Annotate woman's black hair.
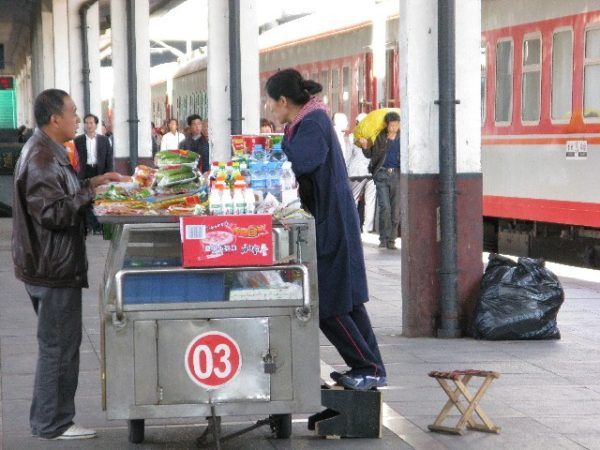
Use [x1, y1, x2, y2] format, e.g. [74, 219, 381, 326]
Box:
[384, 111, 401, 124]
[266, 69, 323, 105]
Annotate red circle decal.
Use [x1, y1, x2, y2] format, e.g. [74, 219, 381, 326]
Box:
[184, 332, 242, 389]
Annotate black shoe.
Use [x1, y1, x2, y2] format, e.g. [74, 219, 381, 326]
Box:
[386, 242, 398, 250]
[378, 242, 386, 248]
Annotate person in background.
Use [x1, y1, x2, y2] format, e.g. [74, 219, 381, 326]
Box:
[12, 89, 121, 441]
[17, 125, 29, 143]
[260, 118, 275, 134]
[101, 121, 114, 147]
[64, 140, 80, 172]
[151, 122, 160, 156]
[179, 114, 210, 173]
[266, 68, 386, 390]
[346, 112, 376, 233]
[159, 118, 184, 151]
[358, 111, 401, 250]
[74, 113, 113, 234]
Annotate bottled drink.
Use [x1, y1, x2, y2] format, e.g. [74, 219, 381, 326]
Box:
[244, 188, 256, 214]
[221, 188, 233, 215]
[233, 177, 246, 215]
[209, 185, 223, 215]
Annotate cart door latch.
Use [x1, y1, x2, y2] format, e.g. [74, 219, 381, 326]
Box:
[263, 352, 277, 374]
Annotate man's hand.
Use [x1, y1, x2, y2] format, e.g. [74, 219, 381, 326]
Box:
[89, 172, 125, 189]
[358, 138, 369, 149]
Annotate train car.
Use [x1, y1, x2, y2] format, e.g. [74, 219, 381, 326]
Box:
[259, 4, 400, 127]
[171, 56, 208, 128]
[152, 3, 401, 130]
[481, 0, 600, 267]
[147, 1, 600, 267]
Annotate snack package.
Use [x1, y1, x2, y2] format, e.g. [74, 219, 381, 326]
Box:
[154, 149, 200, 167]
[155, 165, 198, 187]
[133, 165, 157, 187]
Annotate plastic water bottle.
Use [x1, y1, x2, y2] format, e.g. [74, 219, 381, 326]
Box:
[252, 144, 266, 163]
[269, 143, 287, 164]
[267, 161, 281, 200]
[239, 162, 252, 187]
[251, 161, 266, 196]
[280, 161, 298, 205]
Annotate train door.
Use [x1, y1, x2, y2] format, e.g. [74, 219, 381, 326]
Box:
[0, 77, 16, 128]
[384, 47, 399, 107]
[320, 68, 330, 108]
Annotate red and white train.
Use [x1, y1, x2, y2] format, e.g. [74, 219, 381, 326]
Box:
[147, 0, 600, 267]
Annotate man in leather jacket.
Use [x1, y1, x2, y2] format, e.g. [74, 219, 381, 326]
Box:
[11, 89, 121, 440]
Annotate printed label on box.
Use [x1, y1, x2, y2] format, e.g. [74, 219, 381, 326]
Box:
[181, 215, 273, 267]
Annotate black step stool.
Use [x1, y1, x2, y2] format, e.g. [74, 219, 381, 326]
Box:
[308, 385, 382, 438]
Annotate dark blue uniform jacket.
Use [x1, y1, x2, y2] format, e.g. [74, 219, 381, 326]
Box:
[283, 109, 369, 319]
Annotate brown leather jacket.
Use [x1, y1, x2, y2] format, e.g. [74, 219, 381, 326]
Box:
[12, 128, 94, 288]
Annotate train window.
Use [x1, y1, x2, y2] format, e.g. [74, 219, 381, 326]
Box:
[584, 27, 600, 118]
[495, 39, 513, 123]
[481, 41, 487, 122]
[521, 36, 541, 123]
[321, 70, 329, 105]
[358, 63, 365, 108]
[342, 66, 351, 118]
[551, 30, 573, 121]
[332, 68, 340, 113]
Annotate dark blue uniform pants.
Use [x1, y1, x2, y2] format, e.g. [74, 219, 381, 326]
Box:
[320, 303, 386, 377]
[25, 284, 82, 439]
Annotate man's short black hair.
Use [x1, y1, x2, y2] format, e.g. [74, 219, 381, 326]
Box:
[34, 89, 69, 128]
[84, 114, 99, 124]
[187, 114, 202, 126]
[384, 111, 401, 124]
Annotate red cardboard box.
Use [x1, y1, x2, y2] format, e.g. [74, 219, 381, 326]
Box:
[180, 215, 273, 267]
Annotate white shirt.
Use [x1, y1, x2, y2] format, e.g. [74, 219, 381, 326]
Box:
[346, 144, 371, 177]
[86, 134, 97, 166]
[160, 131, 184, 151]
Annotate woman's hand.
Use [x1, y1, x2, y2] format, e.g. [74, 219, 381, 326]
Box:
[358, 138, 369, 149]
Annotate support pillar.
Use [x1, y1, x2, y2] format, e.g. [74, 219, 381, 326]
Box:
[208, 0, 259, 162]
[110, 0, 151, 173]
[399, 0, 482, 337]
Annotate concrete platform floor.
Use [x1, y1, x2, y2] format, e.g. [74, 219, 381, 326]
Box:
[1, 218, 600, 449]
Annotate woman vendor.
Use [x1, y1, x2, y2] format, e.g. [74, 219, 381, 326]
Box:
[265, 69, 387, 390]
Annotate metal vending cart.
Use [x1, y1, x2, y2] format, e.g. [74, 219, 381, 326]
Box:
[98, 216, 321, 445]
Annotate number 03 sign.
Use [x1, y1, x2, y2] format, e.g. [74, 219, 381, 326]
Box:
[184, 332, 242, 389]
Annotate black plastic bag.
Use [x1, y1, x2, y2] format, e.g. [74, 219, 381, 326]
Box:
[473, 254, 564, 340]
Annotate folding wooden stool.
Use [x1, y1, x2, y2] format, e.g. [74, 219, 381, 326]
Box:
[428, 369, 501, 435]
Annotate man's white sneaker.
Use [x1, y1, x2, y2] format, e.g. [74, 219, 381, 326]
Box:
[41, 424, 97, 440]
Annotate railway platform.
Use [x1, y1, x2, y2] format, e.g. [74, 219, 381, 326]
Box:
[1, 218, 600, 449]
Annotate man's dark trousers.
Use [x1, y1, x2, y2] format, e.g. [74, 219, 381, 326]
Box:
[373, 168, 401, 245]
[25, 284, 82, 439]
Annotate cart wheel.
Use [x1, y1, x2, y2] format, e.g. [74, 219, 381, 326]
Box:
[270, 414, 292, 439]
[128, 419, 145, 444]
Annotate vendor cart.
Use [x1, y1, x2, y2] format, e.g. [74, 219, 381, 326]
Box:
[98, 215, 321, 445]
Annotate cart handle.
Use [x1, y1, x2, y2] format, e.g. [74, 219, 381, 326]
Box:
[113, 264, 311, 323]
